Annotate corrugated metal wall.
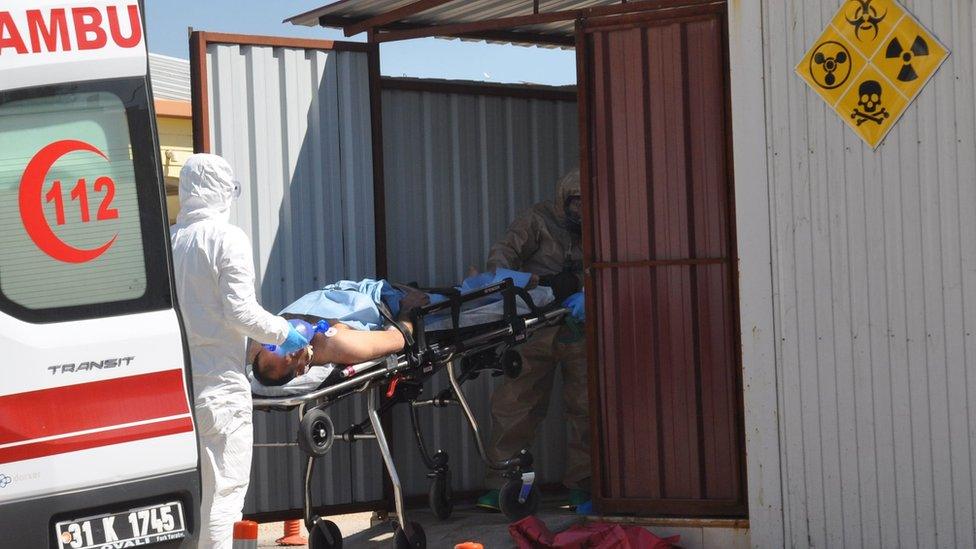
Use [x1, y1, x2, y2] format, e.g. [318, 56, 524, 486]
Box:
[200, 40, 581, 512]
[760, 0, 976, 546]
[381, 84, 579, 495]
[203, 42, 382, 514]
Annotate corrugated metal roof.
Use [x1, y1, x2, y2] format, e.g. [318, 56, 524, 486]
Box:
[385, 75, 576, 94]
[149, 53, 191, 102]
[287, 0, 620, 43]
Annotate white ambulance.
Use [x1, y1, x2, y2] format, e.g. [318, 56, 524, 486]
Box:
[0, 1, 200, 547]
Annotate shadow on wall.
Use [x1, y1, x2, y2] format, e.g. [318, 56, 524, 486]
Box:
[209, 46, 380, 515]
[248, 54, 375, 313]
[379, 86, 581, 496]
[381, 86, 579, 287]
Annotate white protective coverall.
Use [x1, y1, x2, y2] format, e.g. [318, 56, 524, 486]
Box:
[170, 154, 291, 549]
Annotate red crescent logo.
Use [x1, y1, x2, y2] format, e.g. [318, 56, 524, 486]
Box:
[19, 140, 118, 264]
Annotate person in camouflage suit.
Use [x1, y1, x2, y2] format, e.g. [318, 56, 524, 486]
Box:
[478, 168, 591, 510]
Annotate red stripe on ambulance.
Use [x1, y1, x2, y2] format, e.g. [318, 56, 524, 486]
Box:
[0, 4, 141, 55]
[0, 417, 193, 464]
[0, 369, 191, 448]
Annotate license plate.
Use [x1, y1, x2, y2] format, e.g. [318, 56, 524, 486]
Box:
[55, 501, 186, 549]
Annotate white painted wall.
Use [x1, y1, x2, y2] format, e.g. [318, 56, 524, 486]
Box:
[728, 0, 782, 545]
[734, 0, 976, 547]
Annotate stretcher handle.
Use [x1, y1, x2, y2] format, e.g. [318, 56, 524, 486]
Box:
[412, 279, 515, 317]
[410, 279, 517, 363]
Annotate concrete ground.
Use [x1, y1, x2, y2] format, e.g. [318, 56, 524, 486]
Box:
[257, 497, 580, 548]
[257, 512, 371, 548]
[255, 498, 751, 548]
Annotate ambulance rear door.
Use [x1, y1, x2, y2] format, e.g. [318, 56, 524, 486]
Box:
[0, 1, 200, 547]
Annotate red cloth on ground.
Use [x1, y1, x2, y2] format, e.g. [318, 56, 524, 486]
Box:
[509, 516, 681, 549]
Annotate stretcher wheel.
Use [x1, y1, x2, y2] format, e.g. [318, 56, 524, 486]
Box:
[394, 521, 426, 549]
[308, 517, 343, 549]
[428, 474, 453, 520]
[298, 409, 335, 457]
[501, 350, 522, 379]
[499, 478, 541, 521]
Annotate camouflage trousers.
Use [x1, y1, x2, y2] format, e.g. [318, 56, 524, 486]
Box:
[484, 324, 590, 490]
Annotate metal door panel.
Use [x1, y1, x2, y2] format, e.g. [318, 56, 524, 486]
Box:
[578, 3, 746, 516]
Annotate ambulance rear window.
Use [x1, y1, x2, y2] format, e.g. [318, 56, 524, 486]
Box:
[0, 79, 171, 322]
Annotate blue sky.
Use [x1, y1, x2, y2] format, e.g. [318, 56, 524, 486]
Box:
[144, 1, 576, 86]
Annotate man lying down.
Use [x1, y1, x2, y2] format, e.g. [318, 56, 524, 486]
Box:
[248, 270, 548, 392]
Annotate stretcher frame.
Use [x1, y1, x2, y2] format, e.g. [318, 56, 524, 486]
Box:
[251, 279, 568, 548]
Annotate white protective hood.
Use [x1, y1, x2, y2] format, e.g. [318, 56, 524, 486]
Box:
[176, 154, 237, 225]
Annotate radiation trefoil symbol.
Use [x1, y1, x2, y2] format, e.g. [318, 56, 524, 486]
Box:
[885, 35, 929, 82]
[795, 0, 949, 149]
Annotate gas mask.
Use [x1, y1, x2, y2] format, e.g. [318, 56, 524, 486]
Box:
[564, 195, 582, 235]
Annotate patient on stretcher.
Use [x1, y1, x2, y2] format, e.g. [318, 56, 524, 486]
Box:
[248, 271, 552, 393]
[248, 287, 430, 386]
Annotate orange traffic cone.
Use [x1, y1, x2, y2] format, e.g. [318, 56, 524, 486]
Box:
[276, 519, 308, 546]
[232, 521, 258, 549]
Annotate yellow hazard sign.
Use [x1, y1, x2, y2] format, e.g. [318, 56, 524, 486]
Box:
[831, 0, 906, 58]
[871, 19, 949, 99]
[796, 27, 866, 106]
[836, 65, 908, 147]
[796, 0, 949, 149]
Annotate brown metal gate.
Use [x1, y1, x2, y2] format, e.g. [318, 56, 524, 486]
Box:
[577, 3, 746, 517]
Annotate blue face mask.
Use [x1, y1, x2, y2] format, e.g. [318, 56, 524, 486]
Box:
[263, 319, 330, 356]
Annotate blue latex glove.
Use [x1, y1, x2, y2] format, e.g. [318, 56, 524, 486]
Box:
[563, 292, 585, 322]
[278, 324, 310, 355]
[459, 269, 533, 293]
[459, 271, 495, 293]
[492, 268, 533, 288]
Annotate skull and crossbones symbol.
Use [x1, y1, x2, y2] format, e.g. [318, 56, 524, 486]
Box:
[845, 0, 887, 41]
[850, 80, 890, 126]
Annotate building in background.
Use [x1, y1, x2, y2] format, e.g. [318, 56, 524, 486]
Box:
[149, 53, 191, 224]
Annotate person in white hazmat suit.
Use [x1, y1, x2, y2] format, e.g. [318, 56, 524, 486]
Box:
[170, 154, 310, 548]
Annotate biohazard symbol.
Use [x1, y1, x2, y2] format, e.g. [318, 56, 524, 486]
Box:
[809, 41, 852, 89]
[885, 35, 929, 82]
[850, 80, 890, 126]
[845, 0, 888, 42]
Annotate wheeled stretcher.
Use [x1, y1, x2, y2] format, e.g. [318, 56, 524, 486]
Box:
[251, 279, 569, 549]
